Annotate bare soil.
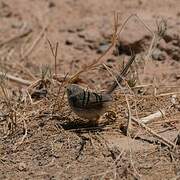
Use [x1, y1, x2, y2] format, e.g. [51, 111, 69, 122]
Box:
[0, 0, 180, 179]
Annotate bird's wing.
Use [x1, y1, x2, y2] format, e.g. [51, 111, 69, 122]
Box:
[75, 91, 112, 109]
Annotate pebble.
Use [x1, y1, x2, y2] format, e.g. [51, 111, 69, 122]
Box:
[96, 43, 109, 54]
[18, 162, 27, 171]
[152, 48, 166, 61]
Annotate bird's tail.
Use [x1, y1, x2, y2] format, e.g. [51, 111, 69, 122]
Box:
[106, 54, 136, 94]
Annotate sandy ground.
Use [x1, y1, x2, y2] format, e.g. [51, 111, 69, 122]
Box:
[0, 0, 180, 179]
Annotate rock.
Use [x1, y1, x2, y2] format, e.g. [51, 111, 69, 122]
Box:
[163, 29, 178, 43]
[159, 39, 180, 61]
[106, 58, 115, 63]
[87, 43, 97, 50]
[18, 162, 27, 171]
[0, 2, 12, 17]
[67, 28, 76, 33]
[48, 1, 55, 8]
[171, 49, 180, 61]
[80, 29, 101, 43]
[172, 39, 180, 47]
[152, 48, 166, 61]
[76, 27, 84, 32]
[96, 42, 109, 54]
[65, 38, 73, 45]
[167, 45, 180, 61]
[175, 74, 180, 80]
[158, 39, 168, 50]
[78, 33, 85, 39]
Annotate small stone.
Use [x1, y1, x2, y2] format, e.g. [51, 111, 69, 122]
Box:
[74, 44, 84, 50]
[67, 29, 76, 33]
[88, 43, 96, 50]
[96, 42, 109, 54]
[82, 29, 101, 43]
[48, 1, 55, 8]
[152, 48, 166, 61]
[175, 74, 180, 80]
[65, 39, 73, 45]
[177, 12, 180, 17]
[76, 27, 84, 32]
[0, 2, 12, 17]
[18, 162, 27, 171]
[106, 58, 115, 63]
[172, 51, 180, 61]
[158, 39, 168, 50]
[11, 21, 23, 29]
[163, 30, 177, 43]
[166, 45, 180, 61]
[78, 33, 85, 39]
[171, 94, 177, 105]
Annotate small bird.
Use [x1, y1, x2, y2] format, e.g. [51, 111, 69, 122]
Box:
[66, 54, 136, 122]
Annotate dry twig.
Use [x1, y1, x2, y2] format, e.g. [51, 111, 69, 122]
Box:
[127, 115, 176, 148]
[0, 27, 32, 48]
[14, 117, 28, 150]
[102, 61, 134, 135]
[140, 109, 165, 124]
[47, 39, 59, 77]
[20, 26, 47, 62]
[0, 72, 32, 86]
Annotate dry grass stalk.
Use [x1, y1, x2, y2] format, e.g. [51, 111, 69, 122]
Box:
[52, 74, 67, 114]
[53, 75, 82, 83]
[0, 71, 32, 86]
[102, 59, 135, 135]
[140, 109, 165, 124]
[103, 53, 177, 149]
[0, 73, 17, 136]
[0, 26, 32, 48]
[127, 15, 167, 84]
[46, 39, 68, 113]
[27, 65, 51, 91]
[14, 117, 28, 150]
[157, 92, 180, 97]
[20, 26, 47, 62]
[47, 39, 59, 77]
[18, 63, 37, 80]
[129, 115, 176, 148]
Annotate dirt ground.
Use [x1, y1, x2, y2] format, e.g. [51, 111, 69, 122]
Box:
[0, 0, 180, 179]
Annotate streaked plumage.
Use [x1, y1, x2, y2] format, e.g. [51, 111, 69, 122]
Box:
[66, 54, 136, 121]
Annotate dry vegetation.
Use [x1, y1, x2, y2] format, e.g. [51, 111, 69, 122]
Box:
[0, 0, 180, 180]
